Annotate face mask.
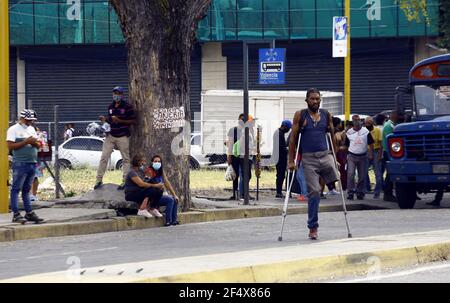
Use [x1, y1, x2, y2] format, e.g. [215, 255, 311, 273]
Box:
[152, 162, 162, 170]
[113, 95, 122, 102]
[140, 165, 145, 171]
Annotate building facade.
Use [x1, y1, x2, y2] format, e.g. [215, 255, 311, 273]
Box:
[7, 0, 444, 130]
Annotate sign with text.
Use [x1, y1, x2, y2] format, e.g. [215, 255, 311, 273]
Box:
[332, 16, 348, 58]
[259, 48, 286, 85]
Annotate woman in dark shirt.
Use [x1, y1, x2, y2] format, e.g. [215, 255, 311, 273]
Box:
[124, 154, 164, 218]
[144, 155, 180, 226]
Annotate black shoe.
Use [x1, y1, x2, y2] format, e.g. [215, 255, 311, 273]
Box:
[239, 195, 256, 201]
[426, 200, 440, 207]
[347, 193, 354, 200]
[275, 193, 284, 199]
[383, 194, 397, 202]
[229, 195, 237, 200]
[357, 193, 365, 200]
[12, 213, 27, 224]
[171, 220, 180, 226]
[164, 222, 172, 227]
[24, 211, 44, 223]
[94, 181, 103, 190]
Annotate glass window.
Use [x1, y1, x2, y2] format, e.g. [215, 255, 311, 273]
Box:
[316, 0, 343, 39]
[109, 7, 124, 43]
[35, 2, 59, 44]
[60, 0, 84, 44]
[290, 0, 315, 39]
[371, 0, 397, 37]
[88, 138, 104, 151]
[237, 0, 262, 40]
[211, 0, 237, 41]
[84, 1, 109, 44]
[350, 0, 369, 38]
[9, 2, 34, 45]
[264, 0, 288, 39]
[198, 10, 212, 41]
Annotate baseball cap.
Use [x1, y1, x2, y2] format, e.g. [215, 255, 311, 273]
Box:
[113, 86, 125, 94]
[20, 109, 37, 121]
[281, 119, 292, 129]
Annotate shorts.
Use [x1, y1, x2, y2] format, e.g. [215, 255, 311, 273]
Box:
[302, 151, 339, 194]
[34, 162, 44, 178]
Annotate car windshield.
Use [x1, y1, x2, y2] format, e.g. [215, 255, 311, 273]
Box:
[415, 85, 450, 117]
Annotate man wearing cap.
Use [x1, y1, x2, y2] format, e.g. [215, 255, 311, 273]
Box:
[6, 109, 44, 223]
[273, 120, 292, 198]
[95, 86, 136, 190]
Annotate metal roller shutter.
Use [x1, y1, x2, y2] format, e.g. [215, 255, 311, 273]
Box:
[9, 48, 17, 122]
[225, 39, 413, 116]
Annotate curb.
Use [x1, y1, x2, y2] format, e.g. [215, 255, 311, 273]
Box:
[0, 204, 370, 243]
[133, 242, 450, 283]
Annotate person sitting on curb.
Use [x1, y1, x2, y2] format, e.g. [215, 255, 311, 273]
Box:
[144, 155, 180, 226]
[124, 154, 164, 218]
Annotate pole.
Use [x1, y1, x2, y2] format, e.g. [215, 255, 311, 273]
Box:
[243, 41, 249, 205]
[0, 0, 10, 214]
[54, 105, 61, 199]
[344, 0, 351, 124]
[256, 126, 261, 201]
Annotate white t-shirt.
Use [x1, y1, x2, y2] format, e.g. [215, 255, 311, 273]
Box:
[6, 123, 38, 163]
[345, 127, 374, 155]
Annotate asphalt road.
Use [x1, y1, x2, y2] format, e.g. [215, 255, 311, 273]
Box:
[1, 208, 450, 280]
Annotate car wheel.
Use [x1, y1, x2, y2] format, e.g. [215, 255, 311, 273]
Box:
[56, 159, 72, 170]
[189, 156, 200, 170]
[116, 159, 123, 170]
[396, 183, 416, 209]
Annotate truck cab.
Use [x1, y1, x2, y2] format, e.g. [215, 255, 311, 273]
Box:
[386, 54, 450, 208]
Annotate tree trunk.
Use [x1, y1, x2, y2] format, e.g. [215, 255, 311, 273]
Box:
[110, 0, 211, 211]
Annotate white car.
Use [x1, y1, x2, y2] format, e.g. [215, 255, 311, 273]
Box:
[56, 136, 122, 170]
[190, 132, 210, 169]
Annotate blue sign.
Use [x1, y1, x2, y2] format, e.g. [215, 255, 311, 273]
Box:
[259, 48, 286, 85]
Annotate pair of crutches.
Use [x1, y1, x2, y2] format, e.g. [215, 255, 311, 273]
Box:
[278, 132, 352, 241]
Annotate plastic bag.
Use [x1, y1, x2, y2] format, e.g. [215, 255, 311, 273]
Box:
[225, 165, 237, 182]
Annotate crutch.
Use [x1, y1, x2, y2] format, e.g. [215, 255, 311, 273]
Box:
[278, 133, 301, 242]
[327, 133, 353, 238]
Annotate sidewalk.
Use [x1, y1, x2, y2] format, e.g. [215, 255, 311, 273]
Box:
[3, 229, 450, 282]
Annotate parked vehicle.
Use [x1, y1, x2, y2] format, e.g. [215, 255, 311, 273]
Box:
[200, 90, 344, 165]
[386, 54, 450, 209]
[55, 136, 122, 170]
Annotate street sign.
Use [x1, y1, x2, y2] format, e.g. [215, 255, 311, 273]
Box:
[259, 48, 285, 85]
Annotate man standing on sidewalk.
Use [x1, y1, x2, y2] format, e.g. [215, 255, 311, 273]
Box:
[7, 109, 44, 223]
[288, 88, 339, 240]
[364, 116, 382, 199]
[95, 86, 136, 190]
[274, 120, 292, 199]
[345, 115, 374, 201]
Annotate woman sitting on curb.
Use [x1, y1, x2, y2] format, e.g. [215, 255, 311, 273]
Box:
[144, 155, 180, 226]
[124, 154, 164, 218]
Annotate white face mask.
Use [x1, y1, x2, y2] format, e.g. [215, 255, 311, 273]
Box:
[152, 162, 162, 170]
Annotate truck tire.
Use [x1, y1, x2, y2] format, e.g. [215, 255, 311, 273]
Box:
[395, 183, 416, 209]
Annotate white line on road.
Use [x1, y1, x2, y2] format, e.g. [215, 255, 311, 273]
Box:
[338, 263, 450, 283]
[12, 247, 119, 261]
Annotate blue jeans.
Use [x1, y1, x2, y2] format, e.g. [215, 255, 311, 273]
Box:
[295, 163, 308, 196]
[307, 195, 320, 229]
[158, 195, 178, 223]
[10, 162, 36, 214]
[365, 149, 382, 195]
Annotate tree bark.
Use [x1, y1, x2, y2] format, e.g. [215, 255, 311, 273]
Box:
[110, 0, 211, 210]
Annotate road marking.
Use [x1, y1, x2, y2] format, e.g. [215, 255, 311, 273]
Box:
[339, 263, 450, 283]
[13, 247, 119, 261]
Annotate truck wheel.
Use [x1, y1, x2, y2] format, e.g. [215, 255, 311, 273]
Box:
[395, 183, 416, 209]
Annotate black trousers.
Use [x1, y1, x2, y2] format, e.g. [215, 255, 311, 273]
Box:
[125, 187, 163, 208]
[231, 156, 252, 195]
[276, 155, 287, 194]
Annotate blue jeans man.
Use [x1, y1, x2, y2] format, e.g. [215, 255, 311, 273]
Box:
[10, 162, 36, 215]
[365, 149, 382, 198]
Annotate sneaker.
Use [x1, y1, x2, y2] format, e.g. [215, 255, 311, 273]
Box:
[137, 209, 153, 218]
[328, 189, 340, 195]
[171, 220, 180, 226]
[94, 181, 103, 190]
[164, 222, 172, 227]
[275, 193, 284, 199]
[12, 213, 27, 224]
[24, 211, 44, 223]
[149, 208, 163, 218]
[296, 195, 306, 202]
[356, 193, 365, 200]
[239, 195, 256, 201]
[29, 195, 37, 202]
[347, 192, 354, 200]
[308, 228, 318, 240]
[229, 195, 237, 200]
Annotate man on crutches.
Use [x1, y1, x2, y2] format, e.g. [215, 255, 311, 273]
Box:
[287, 88, 341, 240]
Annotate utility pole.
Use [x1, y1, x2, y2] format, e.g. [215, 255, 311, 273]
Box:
[0, 0, 9, 214]
[344, 0, 351, 123]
